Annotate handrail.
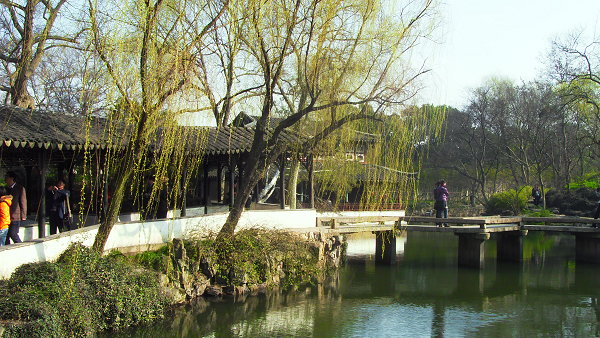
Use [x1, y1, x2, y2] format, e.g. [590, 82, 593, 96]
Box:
[316, 215, 599, 230]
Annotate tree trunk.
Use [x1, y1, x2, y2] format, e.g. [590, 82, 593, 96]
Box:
[93, 108, 149, 252]
[288, 157, 300, 209]
[92, 158, 134, 251]
[11, 0, 35, 109]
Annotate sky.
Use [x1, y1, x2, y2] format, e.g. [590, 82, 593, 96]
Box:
[421, 0, 600, 109]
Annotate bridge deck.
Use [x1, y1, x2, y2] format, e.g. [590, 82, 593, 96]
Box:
[310, 215, 600, 235]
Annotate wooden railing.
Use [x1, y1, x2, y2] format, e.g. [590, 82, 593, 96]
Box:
[315, 215, 599, 230]
[401, 216, 598, 229]
[316, 216, 400, 229]
[399, 216, 523, 229]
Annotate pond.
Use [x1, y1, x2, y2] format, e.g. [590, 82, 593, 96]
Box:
[102, 231, 600, 337]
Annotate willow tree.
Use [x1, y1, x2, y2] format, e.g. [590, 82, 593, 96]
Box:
[87, 0, 229, 251]
[216, 0, 443, 240]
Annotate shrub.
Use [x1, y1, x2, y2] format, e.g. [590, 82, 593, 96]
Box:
[567, 173, 600, 190]
[185, 228, 322, 289]
[546, 187, 597, 216]
[0, 243, 169, 337]
[526, 208, 554, 218]
[486, 186, 531, 215]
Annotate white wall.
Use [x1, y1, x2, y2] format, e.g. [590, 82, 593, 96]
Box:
[0, 208, 402, 279]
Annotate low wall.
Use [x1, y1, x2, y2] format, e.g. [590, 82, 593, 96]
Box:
[0, 208, 317, 279]
[0, 208, 403, 279]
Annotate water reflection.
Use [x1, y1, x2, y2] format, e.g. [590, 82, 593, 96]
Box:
[103, 232, 600, 337]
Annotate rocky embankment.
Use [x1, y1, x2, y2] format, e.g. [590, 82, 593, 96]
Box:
[161, 232, 345, 303]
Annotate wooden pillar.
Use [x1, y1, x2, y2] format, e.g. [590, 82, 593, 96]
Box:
[203, 161, 209, 214]
[457, 233, 490, 268]
[279, 155, 286, 209]
[375, 230, 396, 265]
[217, 164, 222, 203]
[575, 234, 600, 264]
[308, 153, 314, 209]
[497, 230, 527, 262]
[180, 163, 187, 217]
[37, 150, 47, 238]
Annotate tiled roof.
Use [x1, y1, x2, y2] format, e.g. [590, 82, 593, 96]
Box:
[0, 105, 300, 155]
[0, 105, 109, 150]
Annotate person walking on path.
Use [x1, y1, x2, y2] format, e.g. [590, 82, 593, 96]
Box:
[47, 180, 71, 234]
[434, 179, 450, 227]
[532, 186, 542, 207]
[4, 171, 25, 244]
[0, 187, 12, 246]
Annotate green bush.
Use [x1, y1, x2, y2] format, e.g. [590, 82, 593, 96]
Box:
[567, 173, 600, 190]
[186, 228, 322, 289]
[525, 208, 554, 224]
[526, 208, 554, 218]
[486, 186, 532, 215]
[0, 243, 169, 337]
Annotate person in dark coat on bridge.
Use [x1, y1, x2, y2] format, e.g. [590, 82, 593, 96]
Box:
[434, 180, 449, 227]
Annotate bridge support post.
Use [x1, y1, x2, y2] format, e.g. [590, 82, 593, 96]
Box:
[575, 233, 600, 264]
[457, 233, 490, 268]
[375, 231, 396, 265]
[497, 230, 528, 262]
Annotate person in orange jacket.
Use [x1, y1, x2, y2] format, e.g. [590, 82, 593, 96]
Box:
[0, 186, 13, 246]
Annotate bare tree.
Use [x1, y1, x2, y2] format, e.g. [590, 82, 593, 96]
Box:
[0, 0, 82, 108]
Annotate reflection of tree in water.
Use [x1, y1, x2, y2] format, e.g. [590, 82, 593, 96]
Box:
[523, 232, 557, 264]
[103, 274, 343, 338]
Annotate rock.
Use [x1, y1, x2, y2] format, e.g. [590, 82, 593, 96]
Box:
[172, 238, 187, 261]
[231, 269, 248, 285]
[188, 261, 198, 274]
[205, 285, 223, 297]
[332, 235, 341, 245]
[249, 283, 268, 294]
[223, 285, 235, 295]
[200, 256, 214, 279]
[190, 272, 210, 297]
[162, 286, 187, 304]
[235, 285, 249, 296]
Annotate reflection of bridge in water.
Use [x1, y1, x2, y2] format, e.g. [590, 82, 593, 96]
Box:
[314, 215, 600, 268]
[341, 253, 600, 338]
